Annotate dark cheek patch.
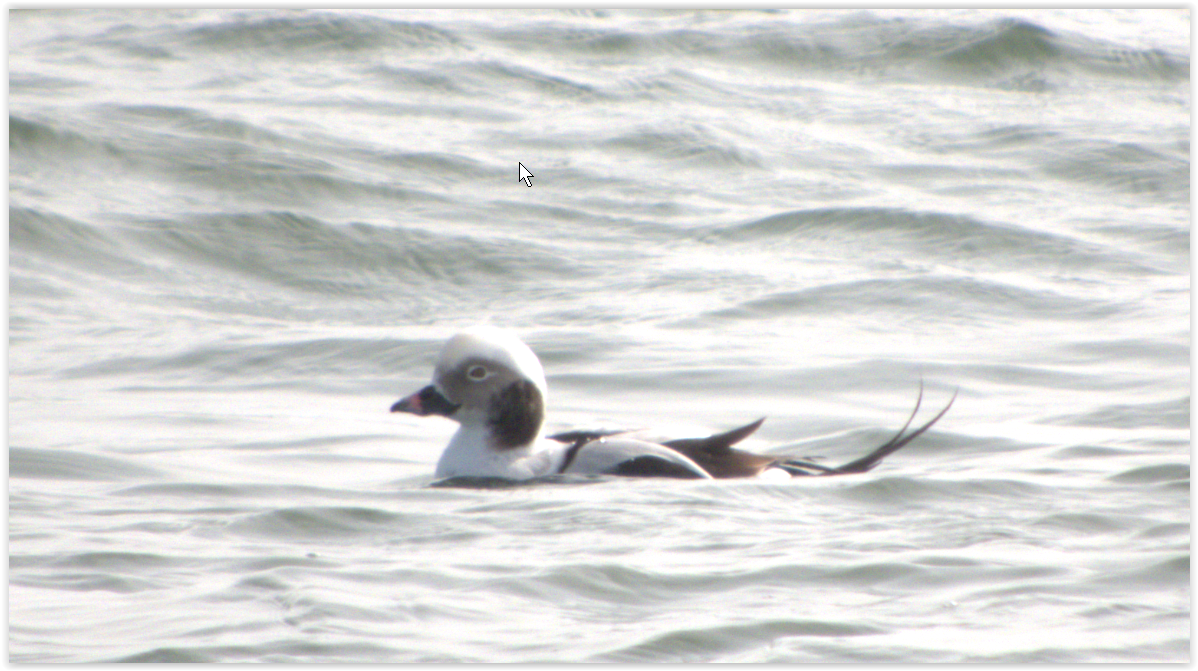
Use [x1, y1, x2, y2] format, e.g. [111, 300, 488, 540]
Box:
[487, 380, 544, 450]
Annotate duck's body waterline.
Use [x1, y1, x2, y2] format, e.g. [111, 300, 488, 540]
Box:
[391, 327, 953, 481]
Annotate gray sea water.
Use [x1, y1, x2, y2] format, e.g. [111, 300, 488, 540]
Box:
[8, 8, 1190, 663]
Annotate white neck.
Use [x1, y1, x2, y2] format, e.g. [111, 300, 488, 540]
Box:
[434, 424, 547, 479]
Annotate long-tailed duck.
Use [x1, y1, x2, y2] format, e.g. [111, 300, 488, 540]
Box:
[391, 327, 954, 480]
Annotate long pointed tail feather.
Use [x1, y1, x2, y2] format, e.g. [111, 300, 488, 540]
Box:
[776, 385, 963, 474]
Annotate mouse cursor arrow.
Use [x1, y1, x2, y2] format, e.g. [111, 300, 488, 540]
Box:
[518, 162, 534, 187]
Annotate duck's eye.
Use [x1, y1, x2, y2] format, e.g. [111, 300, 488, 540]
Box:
[467, 365, 489, 380]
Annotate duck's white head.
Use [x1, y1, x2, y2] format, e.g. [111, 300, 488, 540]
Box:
[391, 327, 547, 450]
